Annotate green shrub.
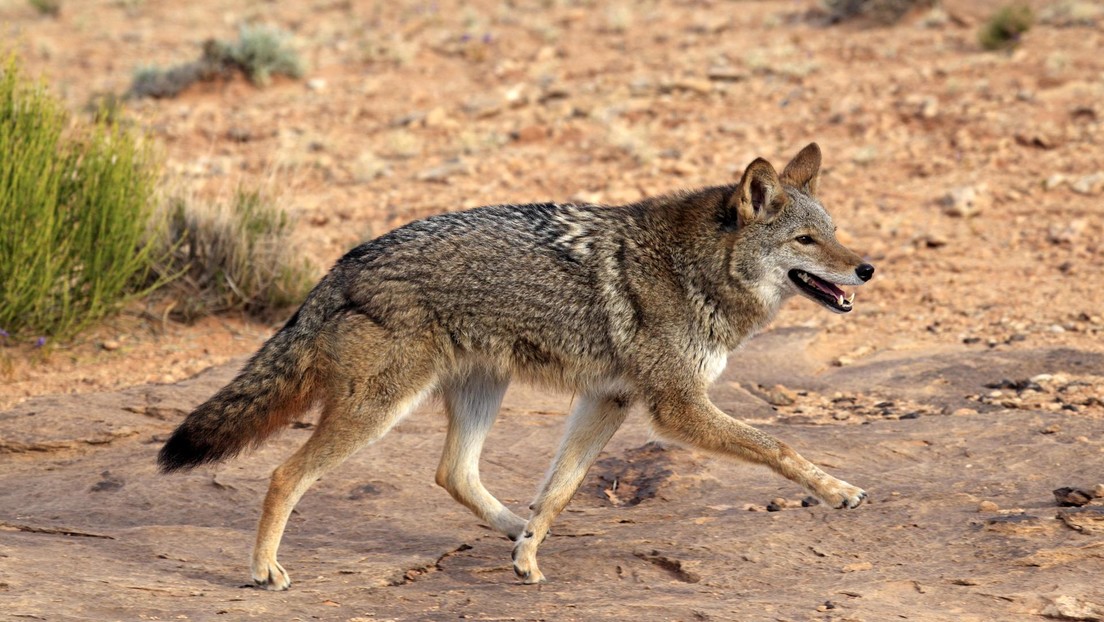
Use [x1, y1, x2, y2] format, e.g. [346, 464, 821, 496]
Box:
[28, 0, 61, 16]
[128, 25, 304, 99]
[225, 24, 306, 86]
[151, 188, 312, 321]
[0, 56, 164, 342]
[979, 4, 1033, 50]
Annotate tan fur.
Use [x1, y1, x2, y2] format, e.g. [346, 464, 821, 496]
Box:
[159, 143, 875, 590]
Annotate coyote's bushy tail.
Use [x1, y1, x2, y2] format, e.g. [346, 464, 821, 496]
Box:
[157, 288, 338, 472]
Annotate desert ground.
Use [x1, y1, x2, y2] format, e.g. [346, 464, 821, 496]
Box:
[1, 0, 1103, 620]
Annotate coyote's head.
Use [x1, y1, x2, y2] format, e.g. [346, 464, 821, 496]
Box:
[725, 143, 874, 314]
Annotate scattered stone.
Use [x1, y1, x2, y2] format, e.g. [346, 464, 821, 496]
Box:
[842, 561, 873, 573]
[513, 124, 548, 143]
[743, 503, 767, 512]
[918, 232, 948, 248]
[306, 78, 327, 92]
[1094, 484, 1104, 499]
[801, 496, 821, 507]
[851, 146, 878, 165]
[1071, 172, 1104, 196]
[462, 95, 503, 118]
[706, 65, 748, 82]
[226, 126, 253, 143]
[1054, 487, 1094, 507]
[942, 184, 989, 218]
[765, 384, 797, 406]
[1057, 507, 1104, 535]
[1041, 423, 1061, 435]
[766, 500, 784, 512]
[423, 106, 450, 128]
[101, 340, 120, 351]
[952, 408, 978, 417]
[984, 513, 1047, 535]
[919, 96, 938, 118]
[416, 160, 470, 183]
[1043, 174, 1066, 191]
[90, 470, 124, 492]
[503, 84, 528, 107]
[664, 78, 713, 95]
[1047, 219, 1088, 245]
[984, 378, 1043, 392]
[977, 500, 999, 512]
[1040, 595, 1104, 621]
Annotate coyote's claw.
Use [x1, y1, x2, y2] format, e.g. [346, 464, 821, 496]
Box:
[252, 559, 291, 591]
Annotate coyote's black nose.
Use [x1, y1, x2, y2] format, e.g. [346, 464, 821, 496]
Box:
[855, 263, 875, 282]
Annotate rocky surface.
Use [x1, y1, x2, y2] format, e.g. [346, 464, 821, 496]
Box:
[3, 330, 1102, 620]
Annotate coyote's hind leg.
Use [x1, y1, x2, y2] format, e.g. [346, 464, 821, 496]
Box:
[252, 363, 435, 590]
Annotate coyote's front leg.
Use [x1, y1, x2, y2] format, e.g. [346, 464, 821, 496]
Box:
[647, 385, 866, 509]
[513, 392, 631, 583]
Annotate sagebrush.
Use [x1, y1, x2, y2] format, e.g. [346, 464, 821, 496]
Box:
[129, 25, 304, 99]
[979, 4, 1033, 50]
[151, 189, 312, 321]
[0, 56, 164, 342]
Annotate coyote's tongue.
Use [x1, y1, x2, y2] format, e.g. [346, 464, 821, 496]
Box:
[792, 269, 855, 310]
[809, 275, 844, 298]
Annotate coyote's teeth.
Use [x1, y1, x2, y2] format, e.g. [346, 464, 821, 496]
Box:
[846, 293, 855, 304]
[837, 294, 845, 306]
[799, 272, 810, 283]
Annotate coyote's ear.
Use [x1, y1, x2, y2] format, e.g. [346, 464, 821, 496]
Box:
[780, 142, 821, 196]
[732, 157, 785, 227]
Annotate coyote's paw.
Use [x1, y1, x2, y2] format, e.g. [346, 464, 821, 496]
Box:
[252, 559, 291, 591]
[511, 534, 547, 585]
[820, 480, 867, 509]
[499, 513, 528, 542]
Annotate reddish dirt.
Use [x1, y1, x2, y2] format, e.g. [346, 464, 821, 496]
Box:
[1, 0, 1103, 619]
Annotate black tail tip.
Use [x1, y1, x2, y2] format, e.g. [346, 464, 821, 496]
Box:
[157, 431, 217, 473]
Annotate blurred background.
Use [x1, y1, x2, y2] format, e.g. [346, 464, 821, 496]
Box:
[0, 0, 1101, 405]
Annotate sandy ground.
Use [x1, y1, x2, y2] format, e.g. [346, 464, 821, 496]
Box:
[1, 0, 1103, 619]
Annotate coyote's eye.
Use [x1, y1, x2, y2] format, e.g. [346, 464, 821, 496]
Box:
[795, 235, 815, 245]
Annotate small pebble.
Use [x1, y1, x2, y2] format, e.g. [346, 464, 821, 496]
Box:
[102, 339, 120, 351]
[1054, 487, 1093, 507]
[977, 500, 999, 512]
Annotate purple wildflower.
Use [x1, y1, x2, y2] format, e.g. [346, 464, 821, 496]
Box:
[35, 336, 46, 347]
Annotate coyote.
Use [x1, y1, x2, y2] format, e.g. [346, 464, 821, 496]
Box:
[159, 143, 875, 589]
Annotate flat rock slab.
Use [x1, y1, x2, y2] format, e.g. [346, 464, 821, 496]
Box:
[2, 332, 1102, 621]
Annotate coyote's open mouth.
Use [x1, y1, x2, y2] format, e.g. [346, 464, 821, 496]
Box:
[789, 269, 854, 313]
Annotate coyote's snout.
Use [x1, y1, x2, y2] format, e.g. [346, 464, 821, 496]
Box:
[159, 142, 874, 590]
